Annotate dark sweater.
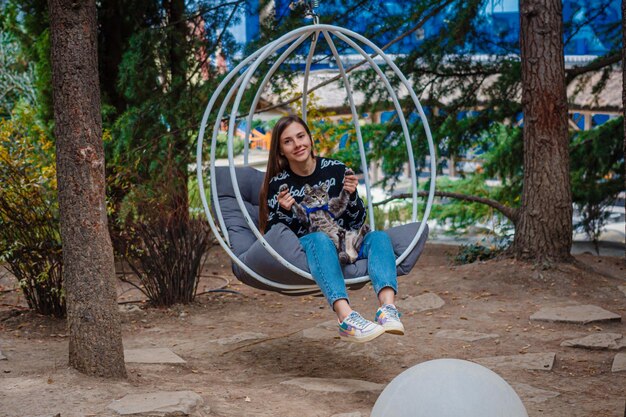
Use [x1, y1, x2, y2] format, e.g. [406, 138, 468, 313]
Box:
[265, 157, 367, 237]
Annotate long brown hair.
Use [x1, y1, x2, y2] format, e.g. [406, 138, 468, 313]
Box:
[258, 115, 314, 233]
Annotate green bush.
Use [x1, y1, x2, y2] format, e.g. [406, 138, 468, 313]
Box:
[453, 236, 511, 265]
[214, 132, 244, 159]
[109, 175, 214, 306]
[0, 105, 65, 317]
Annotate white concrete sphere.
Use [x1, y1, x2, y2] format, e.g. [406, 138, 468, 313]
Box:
[371, 359, 528, 417]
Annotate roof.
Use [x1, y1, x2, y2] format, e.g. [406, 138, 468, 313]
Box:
[263, 68, 622, 115]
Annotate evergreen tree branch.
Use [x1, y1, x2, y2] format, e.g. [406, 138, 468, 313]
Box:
[166, 0, 246, 30]
[373, 190, 519, 224]
[563, 3, 614, 47]
[185, 1, 242, 86]
[565, 52, 621, 84]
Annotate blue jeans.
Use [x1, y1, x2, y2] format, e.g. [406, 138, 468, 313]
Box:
[299, 231, 398, 308]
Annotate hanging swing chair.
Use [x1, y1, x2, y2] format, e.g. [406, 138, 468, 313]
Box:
[196, 4, 437, 295]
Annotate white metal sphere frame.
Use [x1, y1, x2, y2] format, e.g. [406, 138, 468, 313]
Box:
[196, 23, 437, 294]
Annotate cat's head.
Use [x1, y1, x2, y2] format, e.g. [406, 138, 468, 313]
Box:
[302, 184, 329, 207]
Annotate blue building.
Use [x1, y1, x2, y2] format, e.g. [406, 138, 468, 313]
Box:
[230, 0, 261, 46]
[234, 0, 620, 58]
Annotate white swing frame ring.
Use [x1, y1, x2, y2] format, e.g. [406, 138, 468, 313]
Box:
[196, 24, 437, 293]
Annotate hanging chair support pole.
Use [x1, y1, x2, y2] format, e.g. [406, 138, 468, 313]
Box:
[321, 30, 376, 231]
[301, 31, 319, 123]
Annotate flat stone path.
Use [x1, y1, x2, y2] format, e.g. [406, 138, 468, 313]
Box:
[474, 352, 555, 371]
[612, 352, 626, 372]
[302, 320, 337, 340]
[281, 377, 384, 393]
[124, 348, 186, 364]
[107, 391, 203, 416]
[124, 348, 186, 363]
[513, 383, 560, 403]
[561, 333, 625, 350]
[211, 332, 268, 345]
[530, 304, 621, 324]
[397, 293, 445, 313]
[435, 329, 499, 342]
[118, 304, 141, 313]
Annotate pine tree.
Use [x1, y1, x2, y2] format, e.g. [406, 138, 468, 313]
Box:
[49, 0, 126, 377]
[514, 0, 572, 261]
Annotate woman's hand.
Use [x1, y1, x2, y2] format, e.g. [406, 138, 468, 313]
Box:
[343, 171, 358, 194]
[278, 186, 295, 211]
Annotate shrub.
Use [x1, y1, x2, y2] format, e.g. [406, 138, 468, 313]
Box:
[112, 215, 211, 306]
[110, 176, 214, 306]
[214, 132, 244, 159]
[453, 235, 512, 265]
[0, 106, 65, 317]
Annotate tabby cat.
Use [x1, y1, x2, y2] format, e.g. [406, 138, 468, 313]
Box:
[279, 169, 370, 264]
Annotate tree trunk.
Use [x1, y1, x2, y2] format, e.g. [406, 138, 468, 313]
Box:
[514, 0, 572, 262]
[49, 0, 127, 378]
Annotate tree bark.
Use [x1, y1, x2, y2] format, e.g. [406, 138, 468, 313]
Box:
[515, 0, 572, 262]
[49, 0, 127, 377]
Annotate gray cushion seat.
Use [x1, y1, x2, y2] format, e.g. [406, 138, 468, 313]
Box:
[214, 166, 429, 295]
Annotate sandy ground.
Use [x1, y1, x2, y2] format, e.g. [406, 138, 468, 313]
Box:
[1, 243, 625, 417]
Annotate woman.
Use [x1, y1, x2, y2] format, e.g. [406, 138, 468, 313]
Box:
[259, 115, 404, 343]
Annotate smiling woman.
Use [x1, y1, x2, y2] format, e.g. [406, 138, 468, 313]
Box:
[257, 114, 409, 342]
[278, 121, 314, 170]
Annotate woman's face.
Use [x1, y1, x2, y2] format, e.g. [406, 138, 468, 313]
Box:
[279, 122, 313, 166]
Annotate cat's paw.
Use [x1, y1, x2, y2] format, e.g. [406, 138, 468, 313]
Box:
[338, 252, 351, 264]
[345, 168, 355, 176]
[278, 184, 289, 193]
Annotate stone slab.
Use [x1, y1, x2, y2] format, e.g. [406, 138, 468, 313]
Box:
[0, 350, 6, 360]
[530, 305, 621, 324]
[474, 352, 555, 371]
[281, 377, 384, 393]
[612, 352, 626, 372]
[107, 391, 203, 416]
[397, 293, 445, 313]
[302, 321, 337, 340]
[561, 333, 626, 350]
[212, 332, 268, 345]
[618, 286, 626, 298]
[119, 304, 142, 313]
[124, 348, 186, 364]
[513, 383, 560, 403]
[435, 329, 499, 342]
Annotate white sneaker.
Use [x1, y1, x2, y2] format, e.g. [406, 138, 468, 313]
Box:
[375, 304, 405, 335]
[338, 311, 385, 343]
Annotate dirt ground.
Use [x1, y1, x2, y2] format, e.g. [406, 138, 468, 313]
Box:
[1, 243, 625, 417]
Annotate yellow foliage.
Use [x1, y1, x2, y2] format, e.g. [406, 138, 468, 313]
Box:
[0, 107, 57, 229]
